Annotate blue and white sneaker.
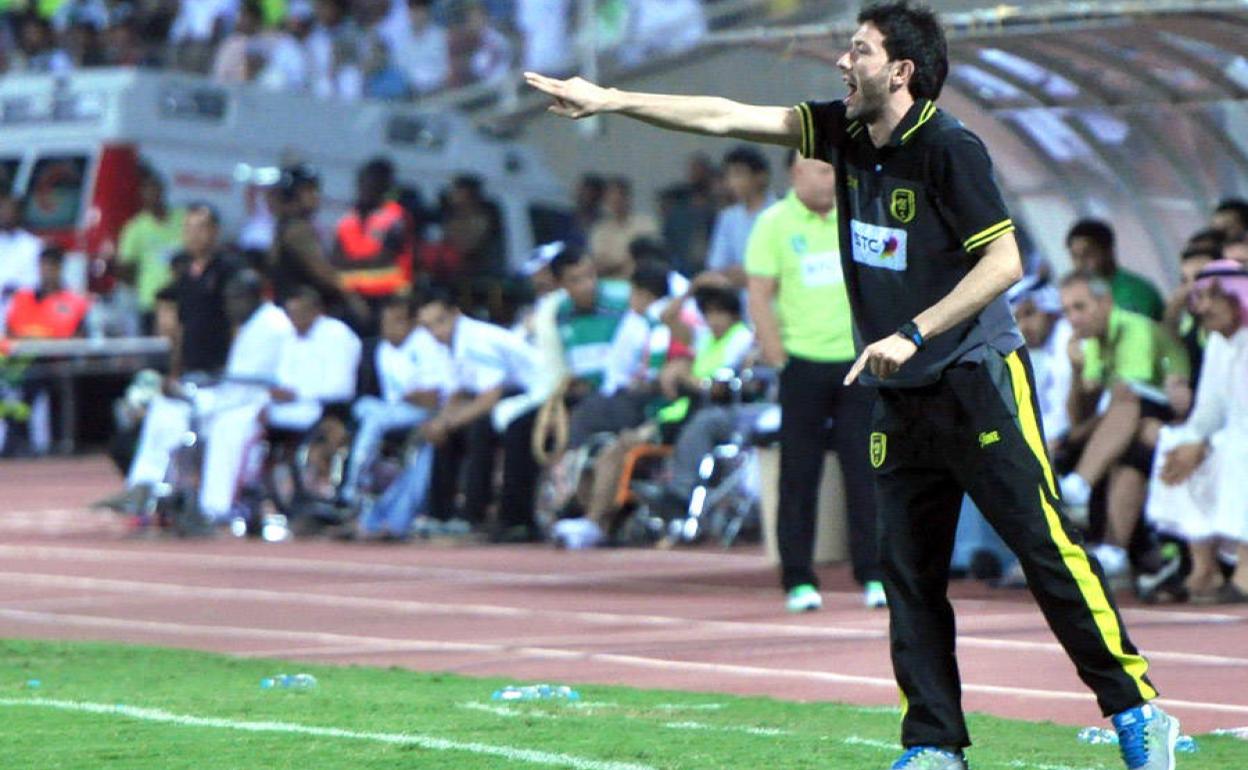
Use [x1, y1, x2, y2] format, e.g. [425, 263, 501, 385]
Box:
[889, 747, 968, 769]
[1112, 703, 1179, 769]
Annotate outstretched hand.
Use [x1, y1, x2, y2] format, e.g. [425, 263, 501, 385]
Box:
[524, 72, 610, 119]
[844, 335, 919, 385]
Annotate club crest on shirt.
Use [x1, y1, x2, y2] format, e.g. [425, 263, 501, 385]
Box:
[869, 432, 887, 468]
[890, 188, 916, 224]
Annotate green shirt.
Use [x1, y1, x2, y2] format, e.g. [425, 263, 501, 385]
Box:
[743, 191, 855, 362]
[556, 279, 631, 390]
[1110, 268, 1164, 321]
[118, 209, 186, 311]
[657, 322, 754, 424]
[1082, 306, 1190, 391]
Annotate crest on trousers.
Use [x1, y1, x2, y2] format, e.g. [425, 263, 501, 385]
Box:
[890, 188, 916, 224]
[870, 432, 888, 469]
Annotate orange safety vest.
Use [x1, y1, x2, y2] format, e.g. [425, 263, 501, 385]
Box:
[333, 201, 413, 297]
[6, 289, 91, 339]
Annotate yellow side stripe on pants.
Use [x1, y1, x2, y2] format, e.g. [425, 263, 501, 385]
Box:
[1037, 487, 1157, 702]
[1004, 351, 1057, 498]
[1005, 350, 1155, 701]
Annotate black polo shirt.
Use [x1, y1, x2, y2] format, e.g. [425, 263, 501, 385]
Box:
[796, 98, 1023, 387]
[172, 249, 241, 374]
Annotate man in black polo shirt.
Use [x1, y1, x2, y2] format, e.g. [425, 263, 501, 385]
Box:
[526, 3, 1177, 769]
[169, 203, 240, 377]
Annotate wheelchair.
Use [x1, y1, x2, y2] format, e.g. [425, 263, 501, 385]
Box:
[619, 366, 776, 548]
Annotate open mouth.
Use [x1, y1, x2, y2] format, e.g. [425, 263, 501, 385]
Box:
[844, 80, 859, 105]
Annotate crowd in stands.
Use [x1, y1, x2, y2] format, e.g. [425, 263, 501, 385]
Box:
[2, 132, 1247, 608]
[0, 0, 718, 101]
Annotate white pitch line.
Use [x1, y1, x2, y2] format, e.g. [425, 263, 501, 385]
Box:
[0, 697, 655, 770]
[841, 735, 895, 750]
[459, 702, 556, 719]
[1, 571, 1242, 667]
[661, 720, 791, 736]
[3, 606, 1248, 719]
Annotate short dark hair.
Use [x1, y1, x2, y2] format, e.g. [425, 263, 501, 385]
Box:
[225, 268, 265, 300]
[1066, 219, 1114, 252]
[549, 243, 589, 280]
[858, 1, 948, 101]
[382, 294, 414, 315]
[185, 201, 221, 226]
[1181, 245, 1222, 263]
[628, 236, 667, 264]
[39, 245, 65, 266]
[605, 176, 632, 197]
[694, 285, 742, 317]
[1187, 227, 1226, 250]
[286, 285, 323, 308]
[412, 287, 455, 311]
[630, 259, 670, 299]
[361, 157, 394, 185]
[723, 145, 769, 175]
[1215, 198, 1248, 227]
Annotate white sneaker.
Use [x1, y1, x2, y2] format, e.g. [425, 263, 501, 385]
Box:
[1091, 543, 1130, 579]
[785, 584, 823, 613]
[1060, 473, 1092, 527]
[863, 580, 888, 609]
[553, 518, 603, 550]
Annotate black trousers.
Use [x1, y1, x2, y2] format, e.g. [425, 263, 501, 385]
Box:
[430, 408, 540, 531]
[872, 348, 1157, 748]
[777, 356, 880, 590]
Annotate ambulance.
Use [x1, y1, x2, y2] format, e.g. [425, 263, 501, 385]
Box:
[0, 68, 572, 290]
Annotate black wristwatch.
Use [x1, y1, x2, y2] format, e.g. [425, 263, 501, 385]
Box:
[896, 321, 924, 350]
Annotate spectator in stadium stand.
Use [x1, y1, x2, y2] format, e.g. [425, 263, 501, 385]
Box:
[516, 0, 572, 75]
[307, 0, 360, 98]
[331, 157, 413, 329]
[569, 173, 605, 247]
[167, 203, 241, 377]
[1211, 198, 1248, 243]
[1227, 238, 1248, 267]
[168, 0, 234, 71]
[588, 177, 658, 280]
[441, 175, 505, 280]
[4, 246, 92, 455]
[269, 164, 369, 322]
[1065, 219, 1165, 321]
[1057, 272, 1191, 586]
[1146, 260, 1248, 604]
[617, 0, 707, 66]
[266, 286, 362, 499]
[745, 151, 884, 612]
[705, 145, 775, 289]
[392, 0, 449, 95]
[360, 32, 409, 100]
[415, 292, 541, 542]
[339, 295, 448, 506]
[212, 0, 264, 83]
[116, 169, 186, 330]
[63, 18, 105, 67]
[658, 153, 718, 275]
[255, 0, 316, 93]
[1009, 274, 1073, 449]
[112, 269, 294, 523]
[0, 193, 42, 324]
[14, 16, 72, 74]
[1162, 244, 1220, 388]
[450, 1, 513, 87]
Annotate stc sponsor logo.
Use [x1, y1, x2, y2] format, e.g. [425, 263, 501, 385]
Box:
[850, 220, 908, 271]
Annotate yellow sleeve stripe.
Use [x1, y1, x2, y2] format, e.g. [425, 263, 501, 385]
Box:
[964, 219, 1015, 253]
[796, 103, 815, 159]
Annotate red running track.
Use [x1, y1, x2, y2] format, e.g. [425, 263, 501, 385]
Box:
[0, 456, 1246, 734]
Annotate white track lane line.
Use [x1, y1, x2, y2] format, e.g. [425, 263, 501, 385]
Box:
[0, 571, 1241, 666]
[0, 697, 655, 770]
[3, 543, 1245, 624]
[2, 607, 1247, 719]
